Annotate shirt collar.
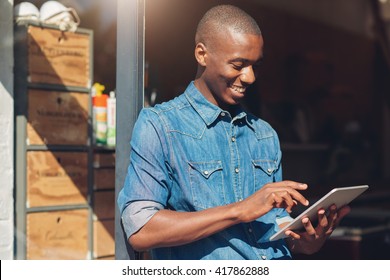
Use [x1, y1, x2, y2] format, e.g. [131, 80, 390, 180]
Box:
[185, 81, 251, 127]
[184, 81, 223, 126]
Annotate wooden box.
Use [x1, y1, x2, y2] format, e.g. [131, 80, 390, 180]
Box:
[27, 151, 88, 207]
[94, 168, 115, 190]
[27, 89, 89, 145]
[27, 25, 91, 87]
[94, 191, 115, 220]
[26, 209, 88, 259]
[93, 152, 116, 168]
[93, 219, 115, 258]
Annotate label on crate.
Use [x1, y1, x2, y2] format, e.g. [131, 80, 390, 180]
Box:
[27, 151, 88, 207]
[27, 89, 89, 145]
[27, 25, 90, 87]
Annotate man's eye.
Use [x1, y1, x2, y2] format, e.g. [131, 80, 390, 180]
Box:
[232, 64, 243, 70]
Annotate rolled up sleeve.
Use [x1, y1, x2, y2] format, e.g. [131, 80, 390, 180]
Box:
[121, 200, 164, 238]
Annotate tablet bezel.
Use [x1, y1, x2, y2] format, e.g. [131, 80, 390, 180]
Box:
[269, 185, 369, 241]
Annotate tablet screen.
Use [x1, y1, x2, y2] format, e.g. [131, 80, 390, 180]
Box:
[269, 185, 369, 241]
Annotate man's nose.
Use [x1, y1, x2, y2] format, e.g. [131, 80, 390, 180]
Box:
[240, 66, 256, 84]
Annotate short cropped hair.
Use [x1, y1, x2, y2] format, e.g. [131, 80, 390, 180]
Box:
[195, 5, 261, 46]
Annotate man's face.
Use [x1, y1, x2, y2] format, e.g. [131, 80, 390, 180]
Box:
[196, 28, 264, 110]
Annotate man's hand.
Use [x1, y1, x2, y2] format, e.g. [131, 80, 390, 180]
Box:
[129, 180, 309, 251]
[236, 180, 309, 223]
[285, 205, 351, 255]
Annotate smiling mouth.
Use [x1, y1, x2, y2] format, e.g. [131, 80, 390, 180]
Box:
[230, 85, 246, 93]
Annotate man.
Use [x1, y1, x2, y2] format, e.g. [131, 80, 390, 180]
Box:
[117, 4, 350, 260]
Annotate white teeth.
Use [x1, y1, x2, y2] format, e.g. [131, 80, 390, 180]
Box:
[231, 86, 245, 93]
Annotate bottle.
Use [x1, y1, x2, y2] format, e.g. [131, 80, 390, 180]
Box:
[92, 83, 108, 146]
[106, 90, 116, 147]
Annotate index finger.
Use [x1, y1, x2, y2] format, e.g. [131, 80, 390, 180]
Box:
[272, 181, 309, 191]
[270, 181, 309, 206]
[283, 181, 309, 206]
[286, 188, 309, 207]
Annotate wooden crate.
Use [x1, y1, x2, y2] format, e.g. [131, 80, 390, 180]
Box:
[26, 209, 88, 259]
[93, 152, 116, 168]
[96, 255, 115, 260]
[27, 25, 91, 87]
[94, 168, 115, 190]
[27, 89, 89, 145]
[27, 151, 88, 207]
[93, 191, 115, 220]
[93, 219, 115, 258]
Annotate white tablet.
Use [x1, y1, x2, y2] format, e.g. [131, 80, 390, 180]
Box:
[269, 185, 369, 241]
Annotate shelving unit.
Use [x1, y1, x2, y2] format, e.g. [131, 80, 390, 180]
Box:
[92, 148, 116, 259]
[14, 20, 114, 259]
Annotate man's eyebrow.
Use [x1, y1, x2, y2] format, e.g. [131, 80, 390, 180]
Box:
[229, 58, 249, 63]
[229, 57, 264, 64]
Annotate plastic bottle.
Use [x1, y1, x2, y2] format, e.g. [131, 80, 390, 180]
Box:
[106, 91, 116, 147]
[92, 83, 108, 145]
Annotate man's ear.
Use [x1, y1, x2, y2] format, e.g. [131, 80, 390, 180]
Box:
[194, 42, 207, 66]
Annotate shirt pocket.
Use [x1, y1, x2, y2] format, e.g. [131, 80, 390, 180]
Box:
[252, 159, 278, 192]
[188, 160, 226, 210]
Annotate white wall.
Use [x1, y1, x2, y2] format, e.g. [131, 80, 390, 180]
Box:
[0, 0, 14, 260]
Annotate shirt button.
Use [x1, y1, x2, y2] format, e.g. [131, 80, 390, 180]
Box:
[221, 112, 225, 117]
[235, 168, 239, 173]
[203, 170, 209, 175]
[267, 168, 272, 173]
[261, 256, 267, 260]
[248, 228, 253, 233]
[231, 136, 236, 142]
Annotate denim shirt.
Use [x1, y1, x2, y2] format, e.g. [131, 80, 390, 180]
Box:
[117, 81, 292, 260]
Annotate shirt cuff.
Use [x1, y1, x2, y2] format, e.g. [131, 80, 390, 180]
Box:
[276, 215, 294, 226]
[121, 201, 164, 239]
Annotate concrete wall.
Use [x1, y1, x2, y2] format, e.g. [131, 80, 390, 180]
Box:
[0, 0, 14, 260]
